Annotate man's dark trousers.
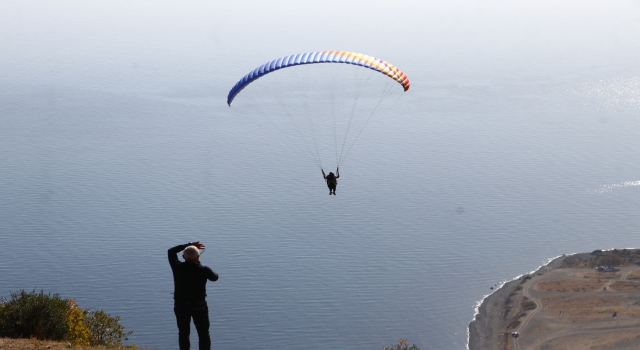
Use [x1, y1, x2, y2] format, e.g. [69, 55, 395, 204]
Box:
[174, 300, 210, 350]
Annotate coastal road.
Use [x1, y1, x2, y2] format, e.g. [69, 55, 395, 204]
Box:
[512, 277, 543, 350]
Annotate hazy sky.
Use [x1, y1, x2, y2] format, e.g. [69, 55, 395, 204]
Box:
[2, 1, 639, 97]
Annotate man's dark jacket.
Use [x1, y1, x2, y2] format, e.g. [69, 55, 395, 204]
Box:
[168, 243, 218, 304]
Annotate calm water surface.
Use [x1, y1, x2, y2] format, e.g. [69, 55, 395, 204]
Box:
[1, 1, 640, 349]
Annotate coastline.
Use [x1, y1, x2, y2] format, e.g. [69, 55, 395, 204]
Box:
[467, 253, 582, 350]
[467, 250, 640, 350]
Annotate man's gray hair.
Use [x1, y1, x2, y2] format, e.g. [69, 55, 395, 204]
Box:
[183, 245, 200, 259]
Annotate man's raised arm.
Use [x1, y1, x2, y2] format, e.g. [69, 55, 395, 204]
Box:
[168, 243, 190, 267]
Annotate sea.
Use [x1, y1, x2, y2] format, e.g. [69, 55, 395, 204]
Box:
[1, 1, 640, 349]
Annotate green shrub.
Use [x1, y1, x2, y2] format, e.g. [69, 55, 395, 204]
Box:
[0, 289, 69, 340]
[0, 289, 135, 348]
[599, 254, 622, 267]
[522, 300, 537, 311]
[85, 309, 133, 347]
[507, 319, 521, 330]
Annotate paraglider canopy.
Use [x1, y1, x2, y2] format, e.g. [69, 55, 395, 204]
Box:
[227, 51, 410, 106]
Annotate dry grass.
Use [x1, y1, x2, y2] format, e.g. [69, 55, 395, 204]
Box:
[542, 295, 627, 322]
[624, 270, 640, 279]
[0, 338, 93, 350]
[545, 295, 618, 310]
[0, 338, 149, 350]
[609, 281, 640, 292]
[539, 295, 569, 304]
[536, 329, 640, 350]
[535, 280, 607, 292]
[570, 272, 621, 279]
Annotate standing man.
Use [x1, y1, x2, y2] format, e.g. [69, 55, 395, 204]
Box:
[168, 241, 219, 350]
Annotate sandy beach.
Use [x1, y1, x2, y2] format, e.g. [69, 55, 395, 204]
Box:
[469, 250, 640, 350]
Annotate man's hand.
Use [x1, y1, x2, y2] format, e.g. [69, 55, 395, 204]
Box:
[191, 241, 205, 250]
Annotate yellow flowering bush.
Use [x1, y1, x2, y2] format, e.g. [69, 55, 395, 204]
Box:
[66, 299, 90, 345]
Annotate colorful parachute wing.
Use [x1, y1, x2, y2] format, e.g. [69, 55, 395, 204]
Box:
[227, 51, 410, 106]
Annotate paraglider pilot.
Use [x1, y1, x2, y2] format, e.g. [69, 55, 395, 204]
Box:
[322, 168, 339, 195]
